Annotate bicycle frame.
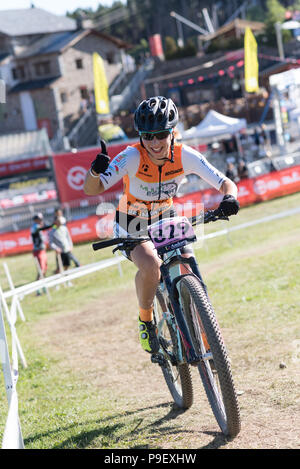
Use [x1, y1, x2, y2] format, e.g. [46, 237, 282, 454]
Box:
[92, 209, 228, 366]
[157, 247, 208, 365]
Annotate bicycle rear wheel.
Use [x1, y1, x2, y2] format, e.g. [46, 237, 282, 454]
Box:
[179, 274, 241, 437]
[153, 286, 193, 409]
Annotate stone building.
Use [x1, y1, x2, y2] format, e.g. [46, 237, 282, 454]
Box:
[0, 7, 129, 141]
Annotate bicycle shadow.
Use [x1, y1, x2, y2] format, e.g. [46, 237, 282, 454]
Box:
[24, 401, 229, 449]
[200, 431, 230, 449]
[139, 404, 230, 450]
[133, 403, 232, 450]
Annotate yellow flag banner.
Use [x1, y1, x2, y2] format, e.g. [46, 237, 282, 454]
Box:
[93, 52, 110, 115]
[244, 27, 259, 93]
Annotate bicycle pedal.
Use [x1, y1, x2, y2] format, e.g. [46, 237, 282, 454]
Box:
[151, 353, 166, 367]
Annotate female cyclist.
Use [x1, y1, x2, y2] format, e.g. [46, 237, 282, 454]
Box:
[84, 96, 239, 354]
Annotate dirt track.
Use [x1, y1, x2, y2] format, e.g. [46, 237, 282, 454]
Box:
[34, 284, 300, 449]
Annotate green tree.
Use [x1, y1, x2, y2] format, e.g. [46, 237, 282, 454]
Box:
[128, 38, 149, 64]
[164, 36, 178, 60]
[265, 0, 291, 45]
[246, 5, 266, 22]
[285, 1, 300, 9]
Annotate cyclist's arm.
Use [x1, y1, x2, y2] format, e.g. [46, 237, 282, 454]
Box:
[220, 177, 238, 198]
[182, 144, 237, 196]
[83, 170, 105, 195]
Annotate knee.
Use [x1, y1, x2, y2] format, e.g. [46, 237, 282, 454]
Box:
[139, 255, 161, 282]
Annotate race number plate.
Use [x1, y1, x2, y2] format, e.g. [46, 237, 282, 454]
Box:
[148, 216, 196, 250]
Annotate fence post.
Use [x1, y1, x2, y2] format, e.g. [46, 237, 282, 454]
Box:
[0, 301, 24, 449]
[0, 286, 27, 369]
[3, 262, 26, 321]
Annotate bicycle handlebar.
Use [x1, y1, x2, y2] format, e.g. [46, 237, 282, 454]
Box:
[92, 208, 228, 251]
[92, 236, 148, 251]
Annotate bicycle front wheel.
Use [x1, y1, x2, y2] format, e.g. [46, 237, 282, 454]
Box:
[179, 275, 241, 438]
[153, 286, 193, 409]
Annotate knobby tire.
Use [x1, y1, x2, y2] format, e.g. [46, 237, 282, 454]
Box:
[179, 274, 241, 438]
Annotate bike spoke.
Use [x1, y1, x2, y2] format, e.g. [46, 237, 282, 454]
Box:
[153, 286, 194, 409]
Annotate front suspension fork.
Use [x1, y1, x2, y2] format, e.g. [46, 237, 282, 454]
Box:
[160, 261, 202, 364]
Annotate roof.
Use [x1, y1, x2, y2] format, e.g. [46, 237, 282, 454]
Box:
[16, 30, 86, 58]
[0, 128, 52, 162]
[201, 19, 265, 41]
[182, 110, 246, 140]
[91, 29, 130, 49]
[15, 28, 129, 59]
[8, 76, 60, 94]
[0, 7, 76, 37]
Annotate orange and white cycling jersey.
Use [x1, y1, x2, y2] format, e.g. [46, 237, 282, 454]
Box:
[100, 142, 225, 220]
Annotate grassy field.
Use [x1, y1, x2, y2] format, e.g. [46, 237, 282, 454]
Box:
[0, 192, 300, 449]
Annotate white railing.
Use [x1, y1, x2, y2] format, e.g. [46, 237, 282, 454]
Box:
[0, 254, 125, 449]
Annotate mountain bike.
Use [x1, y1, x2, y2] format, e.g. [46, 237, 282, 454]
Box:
[93, 209, 241, 438]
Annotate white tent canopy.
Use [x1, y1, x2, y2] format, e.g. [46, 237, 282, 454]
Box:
[182, 110, 247, 140]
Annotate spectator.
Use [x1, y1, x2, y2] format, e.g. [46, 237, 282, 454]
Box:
[260, 124, 268, 145]
[225, 162, 238, 182]
[237, 160, 249, 180]
[254, 125, 272, 159]
[54, 207, 63, 217]
[253, 127, 260, 147]
[53, 208, 81, 268]
[49, 215, 80, 272]
[30, 213, 53, 291]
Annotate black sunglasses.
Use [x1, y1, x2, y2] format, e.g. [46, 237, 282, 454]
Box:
[139, 129, 172, 141]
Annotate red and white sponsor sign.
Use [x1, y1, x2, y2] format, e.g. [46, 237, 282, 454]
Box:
[0, 190, 57, 209]
[1, 165, 300, 256]
[0, 156, 49, 178]
[0, 216, 108, 256]
[52, 142, 134, 204]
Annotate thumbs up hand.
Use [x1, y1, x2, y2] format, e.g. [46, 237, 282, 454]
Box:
[90, 140, 110, 175]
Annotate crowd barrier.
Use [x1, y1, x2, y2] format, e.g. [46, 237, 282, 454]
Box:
[0, 254, 125, 449]
[1, 163, 300, 257]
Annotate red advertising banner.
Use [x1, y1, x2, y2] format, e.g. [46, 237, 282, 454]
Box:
[1, 164, 300, 256]
[0, 215, 109, 257]
[0, 156, 49, 178]
[52, 142, 134, 204]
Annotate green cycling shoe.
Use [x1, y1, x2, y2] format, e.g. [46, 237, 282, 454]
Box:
[138, 317, 160, 354]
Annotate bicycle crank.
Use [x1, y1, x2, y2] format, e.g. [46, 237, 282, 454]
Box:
[151, 353, 167, 367]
